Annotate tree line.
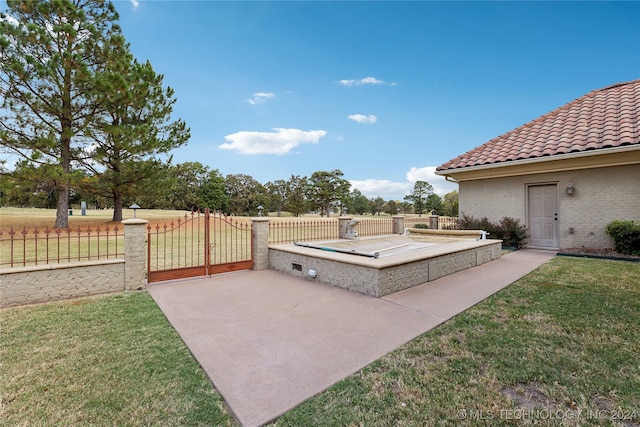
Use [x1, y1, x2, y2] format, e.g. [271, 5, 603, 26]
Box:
[1, 162, 459, 218]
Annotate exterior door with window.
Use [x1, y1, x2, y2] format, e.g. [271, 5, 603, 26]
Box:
[528, 185, 558, 248]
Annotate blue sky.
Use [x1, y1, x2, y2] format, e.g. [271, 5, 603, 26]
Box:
[5, 1, 640, 199]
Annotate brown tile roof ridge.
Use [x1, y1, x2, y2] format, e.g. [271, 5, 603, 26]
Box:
[437, 79, 640, 171]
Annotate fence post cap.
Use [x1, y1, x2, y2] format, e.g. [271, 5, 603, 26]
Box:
[251, 217, 270, 222]
[121, 219, 149, 225]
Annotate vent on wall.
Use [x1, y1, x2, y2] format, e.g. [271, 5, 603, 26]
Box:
[292, 263, 302, 271]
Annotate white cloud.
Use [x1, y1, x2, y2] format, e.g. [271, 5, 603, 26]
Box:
[349, 166, 459, 200]
[406, 166, 458, 196]
[337, 76, 397, 87]
[348, 114, 377, 124]
[130, 0, 140, 9]
[349, 179, 411, 200]
[220, 128, 327, 155]
[247, 92, 276, 105]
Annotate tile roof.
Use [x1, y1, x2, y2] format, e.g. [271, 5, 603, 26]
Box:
[437, 79, 640, 171]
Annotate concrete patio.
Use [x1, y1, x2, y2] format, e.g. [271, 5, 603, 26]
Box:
[148, 249, 555, 427]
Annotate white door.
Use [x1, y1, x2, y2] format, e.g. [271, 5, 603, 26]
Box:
[528, 185, 558, 248]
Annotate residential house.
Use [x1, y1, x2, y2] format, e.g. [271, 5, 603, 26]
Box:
[436, 80, 640, 250]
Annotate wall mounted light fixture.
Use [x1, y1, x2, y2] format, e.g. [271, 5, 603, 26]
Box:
[566, 184, 574, 195]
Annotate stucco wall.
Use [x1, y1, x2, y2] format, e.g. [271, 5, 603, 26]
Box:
[0, 260, 125, 308]
[459, 164, 640, 249]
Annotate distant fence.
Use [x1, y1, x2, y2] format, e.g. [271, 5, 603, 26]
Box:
[404, 216, 459, 230]
[268, 217, 394, 244]
[357, 217, 393, 237]
[269, 218, 339, 244]
[0, 225, 124, 268]
[268, 215, 457, 244]
[439, 216, 459, 229]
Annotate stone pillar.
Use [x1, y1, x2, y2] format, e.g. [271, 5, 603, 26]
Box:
[252, 218, 270, 270]
[122, 218, 149, 291]
[392, 216, 405, 234]
[429, 215, 439, 230]
[338, 217, 353, 239]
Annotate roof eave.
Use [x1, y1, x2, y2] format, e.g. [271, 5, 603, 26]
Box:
[435, 144, 640, 180]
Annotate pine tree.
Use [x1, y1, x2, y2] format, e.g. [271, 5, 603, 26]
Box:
[1, 0, 124, 228]
[404, 180, 434, 217]
[82, 49, 189, 221]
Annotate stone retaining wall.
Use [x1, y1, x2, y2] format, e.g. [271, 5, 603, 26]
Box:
[0, 260, 125, 308]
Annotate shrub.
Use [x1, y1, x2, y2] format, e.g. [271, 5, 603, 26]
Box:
[605, 220, 640, 255]
[457, 213, 498, 237]
[413, 223, 429, 229]
[457, 213, 528, 248]
[498, 217, 529, 248]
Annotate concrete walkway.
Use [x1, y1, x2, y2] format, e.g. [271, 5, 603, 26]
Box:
[148, 249, 555, 427]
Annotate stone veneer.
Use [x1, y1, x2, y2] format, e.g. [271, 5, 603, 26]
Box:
[269, 238, 501, 297]
[1, 219, 148, 308]
[0, 260, 125, 308]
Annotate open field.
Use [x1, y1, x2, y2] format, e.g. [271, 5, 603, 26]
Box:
[0, 207, 418, 231]
[0, 207, 193, 231]
[2, 257, 639, 426]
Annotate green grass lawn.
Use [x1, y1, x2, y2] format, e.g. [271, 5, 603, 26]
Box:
[2, 256, 639, 426]
[1, 292, 237, 426]
[272, 257, 639, 426]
